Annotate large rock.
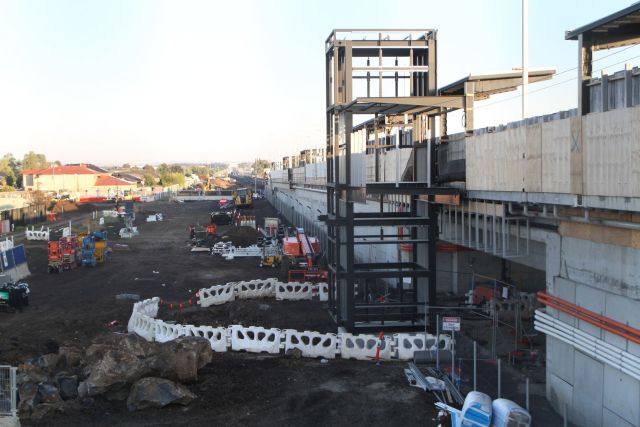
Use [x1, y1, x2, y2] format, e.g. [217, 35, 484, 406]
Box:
[77, 334, 212, 399]
[57, 376, 78, 400]
[155, 337, 212, 383]
[37, 383, 61, 404]
[78, 348, 156, 398]
[17, 382, 39, 413]
[58, 346, 83, 369]
[36, 353, 60, 374]
[17, 363, 49, 385]
[126, 377, 196, 412]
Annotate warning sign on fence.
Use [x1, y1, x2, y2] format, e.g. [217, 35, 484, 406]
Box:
[442, 316, 461, 331]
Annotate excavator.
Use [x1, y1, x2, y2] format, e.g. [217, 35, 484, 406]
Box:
[282, 227, 327, 282]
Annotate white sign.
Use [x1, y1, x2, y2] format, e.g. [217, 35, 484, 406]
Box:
[442, 316, 461, 331]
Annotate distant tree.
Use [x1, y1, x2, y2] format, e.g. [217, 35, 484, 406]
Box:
[143, 164, 155, 172]
[52, 160, 62, 167]
[0, 153, 20, 188]
[157, 163, 170, 175]
[22, 151, 48, 171]
[160, 172, 185, 187]
[143, 174, 156, 187]
[169, 164, 183, 173]
[122, 163, 131, 169]
[254, 159, 270, 175]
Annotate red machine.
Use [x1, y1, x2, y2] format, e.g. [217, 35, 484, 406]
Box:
[206, 223, 217, 235]
[282, 228, 327, 282]
[60, 236, 80, 270]
[48, 236, 81, 273]
[47, 241, 63, 273]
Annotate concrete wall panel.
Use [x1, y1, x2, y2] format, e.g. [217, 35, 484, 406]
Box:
[575, 284, 605, 337]
[547, 371, 573, 418]
[572, 351, 604, 427]
[583, 106, 640, 197]
[561, 236, 640, 300]
[603, 408, 635, 427]
[541, 117, 572, 193]
[603, 365, 640, 426]
[547, 336, 575, 385]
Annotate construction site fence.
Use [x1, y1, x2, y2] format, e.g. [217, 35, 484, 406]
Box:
[0, 203, 47, 227]
[128, 279, 453, 361]
[0, 365, 17, 417]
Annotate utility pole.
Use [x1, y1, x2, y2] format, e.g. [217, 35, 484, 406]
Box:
[522, 0, 529, 119]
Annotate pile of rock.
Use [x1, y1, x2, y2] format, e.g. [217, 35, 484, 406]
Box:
[17, 334, 212, 421]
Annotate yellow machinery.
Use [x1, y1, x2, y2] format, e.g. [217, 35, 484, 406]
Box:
[259, 255, 281, 268]
[233, 188, 253, 208]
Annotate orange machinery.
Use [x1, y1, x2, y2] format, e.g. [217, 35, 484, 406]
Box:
[282, 227, 327, 282]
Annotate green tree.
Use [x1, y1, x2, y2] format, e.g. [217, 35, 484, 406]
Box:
[254, 159, 270, 176]
[169, 164, 184, 173]
[160, 172, 185, 187]
[143, 174, 156, 187]
[22, 151, 48, 171]
[0, 153, 19, 188]
[157, 163, 170, 175]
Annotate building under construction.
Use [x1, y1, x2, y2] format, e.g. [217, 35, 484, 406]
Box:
[267, 4, 640, 427]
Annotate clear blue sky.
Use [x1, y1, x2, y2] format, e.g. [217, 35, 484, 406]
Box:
[0, 0, 637, 165]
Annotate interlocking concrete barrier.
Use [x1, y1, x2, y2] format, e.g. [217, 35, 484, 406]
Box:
[394, 333, 452, 360]
[198, 284, 236, 307]
[276, 282, 313, 301]
[339, 333, 393, 361]
[155, 320, 186, 343]
[230, 325, 281, 354]
[317, 282, 329, 302]
[236, 279, 277, 299]
[25, 227, 49, 241]
[184, 325, 228, 352]
[283, 329, 338, 359]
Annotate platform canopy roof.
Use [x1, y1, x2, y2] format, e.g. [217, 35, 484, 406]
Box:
[439, 69, 556, 101]
[565, 2, 640, 50]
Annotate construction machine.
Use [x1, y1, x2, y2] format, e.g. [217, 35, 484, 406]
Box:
[47, 241, 63, 273]
[60, 236, 81, 270]
[259, 255, 282, 268]
[232, 188, 253, 209]
[282, 227, 327, 282]
[0, 282, 30, 312]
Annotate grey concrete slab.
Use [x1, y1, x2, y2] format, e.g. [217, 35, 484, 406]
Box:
[572, 351, 604, 427]
[603, 365, 640, 426]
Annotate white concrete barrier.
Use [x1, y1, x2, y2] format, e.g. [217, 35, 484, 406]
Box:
[276, 282, 314, 301]
[129, 313, 158, 342]
[339, 333, 393, 361]
[317, 282, 329, 302]
[198, 283, 236, 307]
[394, 333, 452, 360]
[284, 329, 338, 359]
[25, 226, 49, 241]
[235, 279, 276, 299]
[102, 210, 118, 217]
[155, 320, 187, 343]
[0, 238, 14, 252]
[184, 325, 228, 352]
[230, 325, 281, 354]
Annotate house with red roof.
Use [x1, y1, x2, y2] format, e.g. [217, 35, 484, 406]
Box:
[23, 164, 138, 195]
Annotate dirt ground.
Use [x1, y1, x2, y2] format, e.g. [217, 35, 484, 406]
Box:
[0, 199, 441, 426]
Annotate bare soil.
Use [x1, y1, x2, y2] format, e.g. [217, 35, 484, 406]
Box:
[0, 199, 439, 426]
